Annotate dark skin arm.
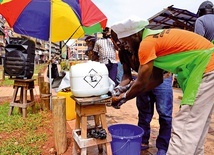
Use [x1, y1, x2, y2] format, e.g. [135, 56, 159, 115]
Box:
[146, 66, 163, 91]
[119, 62, 133, 86]
[111, 29, 164, 105]
[121, 61, 163, 101]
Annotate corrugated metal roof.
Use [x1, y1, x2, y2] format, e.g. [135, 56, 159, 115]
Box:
[147, 5, 198, 31]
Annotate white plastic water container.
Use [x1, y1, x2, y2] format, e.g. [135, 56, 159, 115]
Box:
[70, 61, 110, 97]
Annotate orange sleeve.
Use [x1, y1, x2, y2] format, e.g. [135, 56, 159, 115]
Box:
[138, 40, 157, 65]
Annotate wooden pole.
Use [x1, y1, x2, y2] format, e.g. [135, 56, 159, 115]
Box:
[1, 58, 5, 80]
[52, 96, 67, 154]
[2, 67, 5, 80]
[38, 72, 50, 110]
[40, 82, 50, 110]
[2, 65, 5, 80]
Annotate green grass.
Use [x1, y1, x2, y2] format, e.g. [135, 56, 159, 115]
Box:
[0, 103, 50, 155]
[0, 64, 50, 155]
[0, 77, 14, 86]
[0, 64, 52, 154]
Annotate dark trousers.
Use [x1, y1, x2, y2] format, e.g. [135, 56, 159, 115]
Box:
[105, 62, 118, 85]
[136, 76, 173, 151]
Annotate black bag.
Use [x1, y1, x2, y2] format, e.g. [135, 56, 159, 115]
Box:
[52, 71, 66, 88]
[47, 63, 59, 79]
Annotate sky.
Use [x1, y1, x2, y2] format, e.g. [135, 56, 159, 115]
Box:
[91, 0, 213, 27]
[67, 0, 213, 46]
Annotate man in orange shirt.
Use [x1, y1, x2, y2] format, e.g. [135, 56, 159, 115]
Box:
[111, 20, 173, 154]
[111, 17, 214, 155]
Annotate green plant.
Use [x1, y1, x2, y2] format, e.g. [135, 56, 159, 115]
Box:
[60, 60, 70, 71]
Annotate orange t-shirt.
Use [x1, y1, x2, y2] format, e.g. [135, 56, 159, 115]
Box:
[138, 29, 214, 73]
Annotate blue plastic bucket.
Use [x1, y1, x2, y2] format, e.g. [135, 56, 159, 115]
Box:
[108, 124, 144, 155]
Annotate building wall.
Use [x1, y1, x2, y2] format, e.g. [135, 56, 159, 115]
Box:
[69, 33, 103, 60]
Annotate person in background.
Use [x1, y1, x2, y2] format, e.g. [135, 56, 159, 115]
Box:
[111, 19, 173, 155]
[111, 17, 214, 155]
[46, 56, 60, 86]
[194, 0, 214, 144]
[194, 0, 214, 42]
[115, 50, 124, 84]
[84, 35, 99, 61]
[93, 27, 118, 85]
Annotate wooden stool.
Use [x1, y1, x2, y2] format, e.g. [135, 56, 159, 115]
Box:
[8, 79, 36, 118]
[71, 95, 112, 155]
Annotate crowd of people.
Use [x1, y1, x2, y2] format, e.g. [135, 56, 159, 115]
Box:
[82, 1, 214, 155]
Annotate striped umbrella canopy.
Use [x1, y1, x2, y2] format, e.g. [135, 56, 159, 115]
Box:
[0, 0, 107, 42]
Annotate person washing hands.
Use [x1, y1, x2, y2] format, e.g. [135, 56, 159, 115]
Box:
[110, 17, 214, 155]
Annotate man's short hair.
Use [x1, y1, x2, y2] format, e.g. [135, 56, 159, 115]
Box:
[85, 36, 96, 42]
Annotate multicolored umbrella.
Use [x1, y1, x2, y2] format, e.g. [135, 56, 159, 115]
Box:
[0, 0, 107, 42]
[0, 0, 107, 106]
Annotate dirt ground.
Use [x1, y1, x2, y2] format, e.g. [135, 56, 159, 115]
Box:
[0, 87, 213, 155]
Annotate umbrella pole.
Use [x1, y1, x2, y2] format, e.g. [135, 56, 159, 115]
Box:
[48, 40, 52, 110]
[48, 1, 53, 110]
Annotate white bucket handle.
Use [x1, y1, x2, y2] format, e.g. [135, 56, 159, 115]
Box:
[112, 139, 131, 154]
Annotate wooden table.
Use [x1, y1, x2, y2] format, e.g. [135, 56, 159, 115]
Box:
[71, 95, 112, 155]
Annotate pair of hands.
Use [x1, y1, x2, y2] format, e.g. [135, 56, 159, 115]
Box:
[111, 84, 130, 109]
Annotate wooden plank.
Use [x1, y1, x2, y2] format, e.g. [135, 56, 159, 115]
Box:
[76, 104, 106, 117]
[10, 101, 35, 108]
[81, 116, 88, 139]
[71, 95, 112, 106]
